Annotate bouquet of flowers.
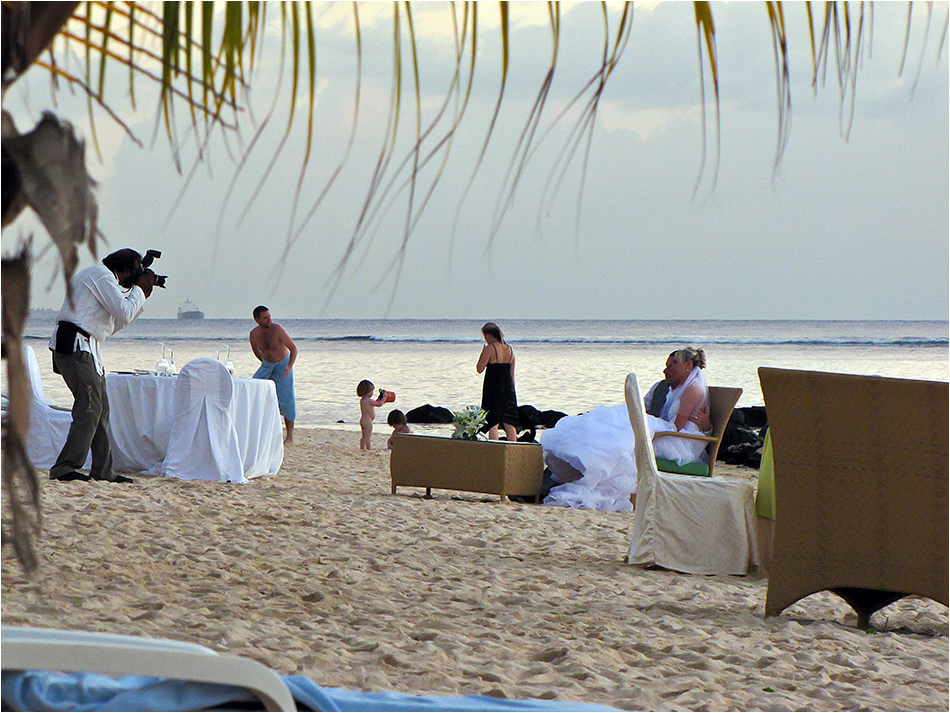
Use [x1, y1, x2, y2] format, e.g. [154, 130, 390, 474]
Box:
[451, 405, 488, 441]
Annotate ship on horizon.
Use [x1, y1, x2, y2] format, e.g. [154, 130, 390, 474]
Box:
[177, 298, 204, 321]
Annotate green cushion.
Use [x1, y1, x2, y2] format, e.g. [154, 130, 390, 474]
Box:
[755, 429, 775, 520]
[655, 457, 710, 476]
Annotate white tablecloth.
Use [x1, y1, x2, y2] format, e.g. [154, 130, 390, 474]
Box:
[106, 374, 283, 478]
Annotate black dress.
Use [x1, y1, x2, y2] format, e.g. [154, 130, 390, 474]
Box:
[481, 343, 519, 429]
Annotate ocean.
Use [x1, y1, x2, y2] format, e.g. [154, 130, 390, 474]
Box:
[18, 318, 949, 432]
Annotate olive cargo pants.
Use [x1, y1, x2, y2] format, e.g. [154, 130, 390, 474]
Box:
[50, 350, 116, 481]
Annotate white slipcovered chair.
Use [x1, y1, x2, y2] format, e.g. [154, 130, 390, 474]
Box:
[22, 344, 91, 471]
[161, 358, 246, 483]
[625, 372, 759, 575]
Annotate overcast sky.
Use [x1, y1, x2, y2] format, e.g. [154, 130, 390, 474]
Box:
[4, 1, 948, 320]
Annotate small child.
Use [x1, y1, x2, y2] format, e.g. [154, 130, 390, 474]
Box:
[357, 379, 386, 450]
[387, 409, 413, 449]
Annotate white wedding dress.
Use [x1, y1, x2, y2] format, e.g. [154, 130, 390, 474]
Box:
[540, 367, 711, 513]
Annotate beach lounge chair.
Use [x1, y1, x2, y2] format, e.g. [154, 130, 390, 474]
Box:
[651, 385, 742, 477]
[625, 373, 758, 575]
[758, 367, 949, 628]
[2, 627, 617, 712]
[20, 344, 90, 471]
[1, 626, 296, 711]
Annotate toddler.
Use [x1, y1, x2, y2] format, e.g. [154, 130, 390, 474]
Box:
[387, 409, 413, 449]
[357, 379, 387, 450]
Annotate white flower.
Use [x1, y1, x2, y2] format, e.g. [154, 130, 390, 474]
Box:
[451, 405, 488, 440]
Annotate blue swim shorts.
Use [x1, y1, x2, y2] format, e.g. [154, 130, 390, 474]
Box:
[253, 352, 296, 422]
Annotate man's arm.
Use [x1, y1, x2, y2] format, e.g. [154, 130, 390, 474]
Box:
[249, 329, 265, 362]
[277, 326, 297, 376]
[91, 270, 149, 329]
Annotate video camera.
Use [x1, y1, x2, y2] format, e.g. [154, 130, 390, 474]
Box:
[141, 249, 167, 288]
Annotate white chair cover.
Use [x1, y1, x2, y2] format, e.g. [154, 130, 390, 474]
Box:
[23, 345, 91, 470]
[626, 372, 759, 575]
[162, 359, 246, 483]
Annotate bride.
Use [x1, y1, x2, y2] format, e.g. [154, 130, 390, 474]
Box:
[540, 347, 712, 512]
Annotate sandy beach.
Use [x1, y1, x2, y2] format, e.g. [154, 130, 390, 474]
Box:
[2, 427, 947, 711]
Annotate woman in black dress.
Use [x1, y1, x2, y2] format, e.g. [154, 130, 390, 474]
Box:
[476, 322, 519, 441]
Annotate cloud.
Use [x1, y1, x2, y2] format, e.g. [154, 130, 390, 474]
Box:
[4, 1, 947, 321]
[597, 100, 697, 141]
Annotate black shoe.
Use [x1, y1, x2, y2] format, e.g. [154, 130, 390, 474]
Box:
[92, 474, 134, 483]
[51, 471, 91, 482]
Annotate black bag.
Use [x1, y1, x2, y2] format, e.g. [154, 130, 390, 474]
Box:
[53, 321, 91, 354]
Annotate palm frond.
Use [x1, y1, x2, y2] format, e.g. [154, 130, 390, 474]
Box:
[533, 2, 634, 240]
[339, 3, 477, 287]
[900, 1, 935, 97]
[7, 1, 948, 223]
[32, 58, 144, 143]
[487, 1, 561, 243]
[811, 1, 867, 140]
[766, 1, 791, 176]
[693, 0, 720, 196]
[274, 1, 365, 286]
[450, 1, 509, 247]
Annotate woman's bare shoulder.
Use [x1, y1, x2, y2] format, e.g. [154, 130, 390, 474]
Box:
[682, 381, 706, 400]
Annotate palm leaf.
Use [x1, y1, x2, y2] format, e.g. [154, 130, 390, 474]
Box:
[766, 1, 791, 176]
[338, 3, 478, 291]
[693, 0, 720, 195]
[533, 2, 634, 239]
[488, 1, 561, 242]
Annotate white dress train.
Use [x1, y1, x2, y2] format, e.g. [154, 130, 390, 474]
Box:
[540, 367, 710, 513]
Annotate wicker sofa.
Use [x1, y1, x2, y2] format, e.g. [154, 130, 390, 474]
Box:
[390, 434, 544, 502]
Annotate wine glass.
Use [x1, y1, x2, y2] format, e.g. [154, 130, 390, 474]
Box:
[156, 343, 169, 375]
[224, 345, 234, 375]
[166, 349, 177, 376]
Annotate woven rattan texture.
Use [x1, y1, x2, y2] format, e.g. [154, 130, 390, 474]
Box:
[390, 435, 543, 500]
[759, 367, 948, 619]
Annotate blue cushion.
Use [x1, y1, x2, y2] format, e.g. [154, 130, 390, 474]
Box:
[1, 670, 618, 712]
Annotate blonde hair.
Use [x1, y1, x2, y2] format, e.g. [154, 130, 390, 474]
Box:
[670, 347, 706, 370]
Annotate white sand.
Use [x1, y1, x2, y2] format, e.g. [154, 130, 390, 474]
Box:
[2, 427, 947, 710]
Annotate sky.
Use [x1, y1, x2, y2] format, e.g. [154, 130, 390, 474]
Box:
[3, 1, 948, 320]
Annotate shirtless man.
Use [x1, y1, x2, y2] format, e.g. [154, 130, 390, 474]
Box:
[250, 305, 298, 444]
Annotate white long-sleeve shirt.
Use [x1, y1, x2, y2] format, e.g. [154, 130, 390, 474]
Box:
[50, 264, 146, 374]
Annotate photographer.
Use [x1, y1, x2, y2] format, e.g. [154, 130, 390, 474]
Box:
[48, 248, 158, 483]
